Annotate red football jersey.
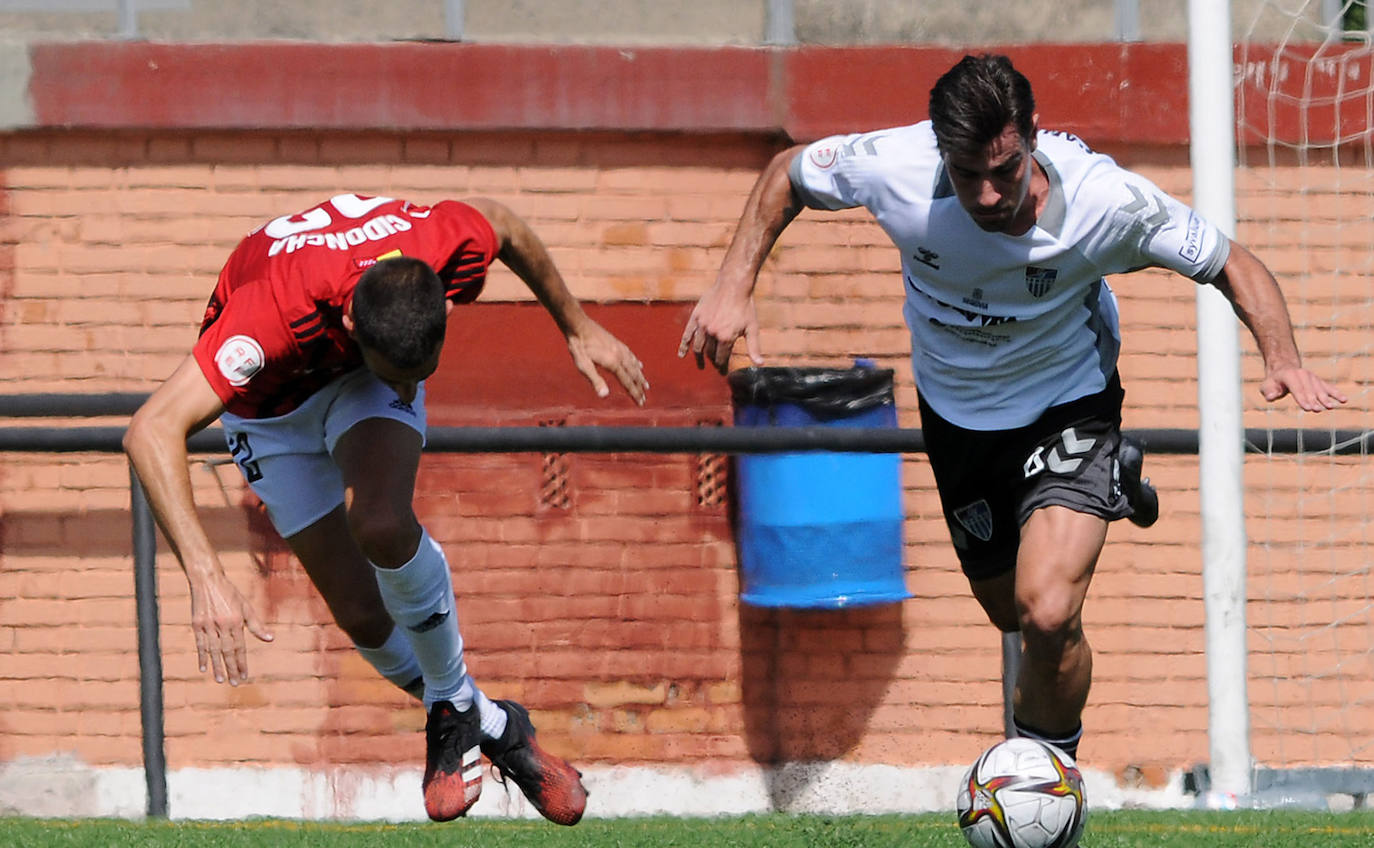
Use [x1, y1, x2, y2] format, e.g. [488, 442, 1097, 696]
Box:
[193, 194, 498, 419]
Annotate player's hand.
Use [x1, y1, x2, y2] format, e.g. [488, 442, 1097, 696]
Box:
[566, 320, 649, 405]
[188, 568, 274, 685]
[677, 281, 764, 375]
[1260, 366, 1348, 412]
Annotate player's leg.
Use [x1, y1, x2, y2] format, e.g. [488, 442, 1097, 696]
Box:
[329, 404, 493, 821]
[1006, 378, 1132, 760]
[282, 507, 423, 699]
[917, 393, 1022, 633]
[330, 415, 482, 704]
[222, 399, 422, 697]
[327, 410, 495, 720]
[1008, 505, 1106, 758]
[327, 371, 586, 824]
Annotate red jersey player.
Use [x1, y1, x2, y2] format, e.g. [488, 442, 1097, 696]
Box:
[125, 194, 648, 825]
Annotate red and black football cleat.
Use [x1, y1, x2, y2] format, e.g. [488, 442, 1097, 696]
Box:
[422, 700, 484, 822]
[482, 699, 588, 826]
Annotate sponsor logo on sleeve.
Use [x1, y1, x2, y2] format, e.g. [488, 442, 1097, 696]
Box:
[1179, 212, 1203, 263]
[214, 335, 265, 387]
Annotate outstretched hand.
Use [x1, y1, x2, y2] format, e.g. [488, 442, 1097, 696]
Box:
[189, 569, 274, 685]
[1261, 366, 1347, 412]
[567, 320, 649, 405]
[677, 282, 764, 375]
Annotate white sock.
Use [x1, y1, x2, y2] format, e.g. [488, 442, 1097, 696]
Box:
[475, 689, 508, 740]
[353, 624, 423, 693]
[372, 530, 474, 711]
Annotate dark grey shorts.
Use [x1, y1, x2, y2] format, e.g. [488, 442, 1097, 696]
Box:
[919, 374, 1131, 581]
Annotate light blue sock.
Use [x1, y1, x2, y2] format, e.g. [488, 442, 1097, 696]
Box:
[353, 624, 423, 694]
[372, 531, 473, 710]
[370, 531, 509, 737]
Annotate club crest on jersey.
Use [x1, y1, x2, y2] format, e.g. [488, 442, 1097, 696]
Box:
[214, 335, 265, 387]
[1025, 266, 1058, 297]
[954, 499, 994, 542]
[808, 143, 840, 170]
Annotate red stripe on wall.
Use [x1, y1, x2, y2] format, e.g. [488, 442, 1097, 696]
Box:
[27, 42, 775, 134]
[781, 44, 1191, 144]
[28, 41, 1362, 146]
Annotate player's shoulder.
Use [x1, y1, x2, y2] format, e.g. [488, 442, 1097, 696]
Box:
[798, 121, 939, 204]
[1035, 128, 1119, 186]
[802, 121, 933, 168]
[1037, 129, 1150, 218]
[423, 197, 496, 230]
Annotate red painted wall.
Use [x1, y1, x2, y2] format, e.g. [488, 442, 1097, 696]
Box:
[29, 41, 1371, 148]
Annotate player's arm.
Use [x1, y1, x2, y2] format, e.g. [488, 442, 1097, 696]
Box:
[462, 197, 648, 406]
[678, 143, 807, 374]
[1207, 239, 1346, 411]
[123, 356, 273, 684]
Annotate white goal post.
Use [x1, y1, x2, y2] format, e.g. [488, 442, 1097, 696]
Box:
[1202, 0, 1374, 807]
[1190, 0, 1252, 803]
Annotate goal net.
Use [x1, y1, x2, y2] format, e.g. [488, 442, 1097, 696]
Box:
[1236, 0, 1374, 795]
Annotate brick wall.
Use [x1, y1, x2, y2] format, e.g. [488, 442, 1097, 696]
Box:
[3, 126, 1371, 789]
[2, 42, 1372, 801]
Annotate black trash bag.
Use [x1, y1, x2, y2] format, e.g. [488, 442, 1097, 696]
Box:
[727, 366, 895, 421]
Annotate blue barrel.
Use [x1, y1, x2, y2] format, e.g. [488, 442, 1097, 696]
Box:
[728, 363, 910, 609]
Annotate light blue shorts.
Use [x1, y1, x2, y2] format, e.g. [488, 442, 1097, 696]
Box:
[219, 368, 427, 538]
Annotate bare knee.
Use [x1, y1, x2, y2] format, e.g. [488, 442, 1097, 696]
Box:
[984, 601, 1020, 633]
[969, 569, 1020, 633]
[346, 503, 421, 568]
[332, 601, 395, 647]
[1016, 587, 1082, 654]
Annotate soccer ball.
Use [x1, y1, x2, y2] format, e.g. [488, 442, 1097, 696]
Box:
[956, 737, 1087, 848]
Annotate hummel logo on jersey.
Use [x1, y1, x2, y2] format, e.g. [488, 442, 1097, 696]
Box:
[410, 609, 450, 634]
[1024, 427, 1096, 477]
[1121, 184, 1169, 233]
[389, 398, 416, 415]
[1025, 266, 1058, 297]
[913, 247, 940, 270]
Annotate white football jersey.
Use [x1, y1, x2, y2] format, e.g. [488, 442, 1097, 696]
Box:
[789, 122, 1230, 430]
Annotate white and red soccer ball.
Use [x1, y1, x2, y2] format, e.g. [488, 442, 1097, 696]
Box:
[956, 737, 1087, 848]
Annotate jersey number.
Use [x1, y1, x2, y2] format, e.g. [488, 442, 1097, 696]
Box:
[263, 193, 394, 239]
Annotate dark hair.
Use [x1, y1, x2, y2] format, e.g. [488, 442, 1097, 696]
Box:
[928, 54, 1036, 157]
[350, 256, 447, 369]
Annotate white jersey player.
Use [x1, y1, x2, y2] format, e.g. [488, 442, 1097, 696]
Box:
[679, 53, 1343, 766]
[789, 122, 1228, 430]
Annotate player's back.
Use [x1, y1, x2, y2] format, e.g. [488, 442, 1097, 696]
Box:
[195, 193, 498, 419]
